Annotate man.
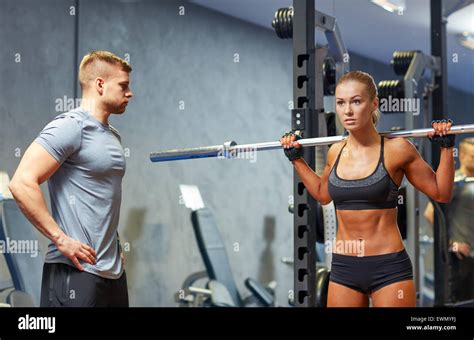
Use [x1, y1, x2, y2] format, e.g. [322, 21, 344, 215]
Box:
[424, 137, 474, 302]
[9, 51, 133, 307]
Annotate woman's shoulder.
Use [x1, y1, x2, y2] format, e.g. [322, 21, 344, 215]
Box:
[384, 136, 416, 149]
[327, 140, 346, 164]
[384, 136, 418, 161]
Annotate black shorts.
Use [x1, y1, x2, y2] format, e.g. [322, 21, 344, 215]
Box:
[449, 254, 474, 302]
[330, 249, 413, 294]
[40, 263, 129, 307]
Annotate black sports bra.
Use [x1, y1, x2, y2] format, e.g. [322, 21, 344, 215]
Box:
[328, 137, 399, 210]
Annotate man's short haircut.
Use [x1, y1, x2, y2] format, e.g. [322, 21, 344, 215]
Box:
[459, 137, 474, 155]
[79, 51, 132, 90]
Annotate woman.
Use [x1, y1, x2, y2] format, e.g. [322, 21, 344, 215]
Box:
[280, 71, 455, 307]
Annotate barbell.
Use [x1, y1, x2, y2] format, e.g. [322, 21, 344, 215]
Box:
[149, 124, 474, 163]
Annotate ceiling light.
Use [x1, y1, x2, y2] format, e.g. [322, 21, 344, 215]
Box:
[458, 32, 474, 50]
[370, 0, 406, 14]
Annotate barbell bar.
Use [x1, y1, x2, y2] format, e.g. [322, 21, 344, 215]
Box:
[150, 124, 474, 163]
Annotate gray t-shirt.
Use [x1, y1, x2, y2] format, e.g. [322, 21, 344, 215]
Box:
[448, 170, 474, 258]
[35, 108, 125, 279]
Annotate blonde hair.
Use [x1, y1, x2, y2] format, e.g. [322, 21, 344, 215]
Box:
[336, 71, 380, 126]
[79, 51, 132, 90]
[459, 137, 474, 155]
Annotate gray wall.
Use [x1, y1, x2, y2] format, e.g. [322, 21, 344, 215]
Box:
[0, 0, 76, 305]
[1, 0, 472, 306]
[77, 0, 295, 307]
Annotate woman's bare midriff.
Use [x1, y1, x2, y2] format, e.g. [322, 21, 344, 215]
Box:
[333, 207, 405, 256]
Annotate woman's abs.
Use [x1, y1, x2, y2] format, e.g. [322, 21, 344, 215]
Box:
[332, 208, 404, 256]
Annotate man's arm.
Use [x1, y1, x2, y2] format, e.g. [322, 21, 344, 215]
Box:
[9, 142, 96, 270]
[424, 202, 434, 225]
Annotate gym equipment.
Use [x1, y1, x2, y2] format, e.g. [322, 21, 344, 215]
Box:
[167, 0, 470, 308]
[284, 262, 330, 307]
[273, 1, 349, 307]
[378, 50, 440, 114]
[391, 51, 420, 76]
[272, 7, 293, 39]
[272, 6, 348, 72]
[286, 200, 333, 307]
[431, 0, 448, 307]
[0, 199, 42, 307]
[378, 80, 405, 104]
[322, 58, 336, 96]
[150, 124, 474, 163]
[176, 185, 275, 307]
[378, 47, 444, 303]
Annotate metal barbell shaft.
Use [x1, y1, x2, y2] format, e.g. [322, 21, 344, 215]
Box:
[150, 124, 474, 163]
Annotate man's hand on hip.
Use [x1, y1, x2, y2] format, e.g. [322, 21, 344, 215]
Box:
[55, 234, 97, 271]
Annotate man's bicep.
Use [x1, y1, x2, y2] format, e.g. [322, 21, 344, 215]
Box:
[15, 142, 61, 184]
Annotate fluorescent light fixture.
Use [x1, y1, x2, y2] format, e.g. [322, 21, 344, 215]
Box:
[458, 32, 474, 50]
[370, 0, 406, 13]
[448, 3, 474, 33]
[446, 1, 474, 17]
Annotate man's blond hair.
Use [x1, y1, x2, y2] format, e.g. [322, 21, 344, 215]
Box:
[459, 137, 474, 155]
[79, 51, 132, 90]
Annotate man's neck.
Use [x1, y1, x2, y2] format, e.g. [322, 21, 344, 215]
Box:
[80, 97, 110, 125]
